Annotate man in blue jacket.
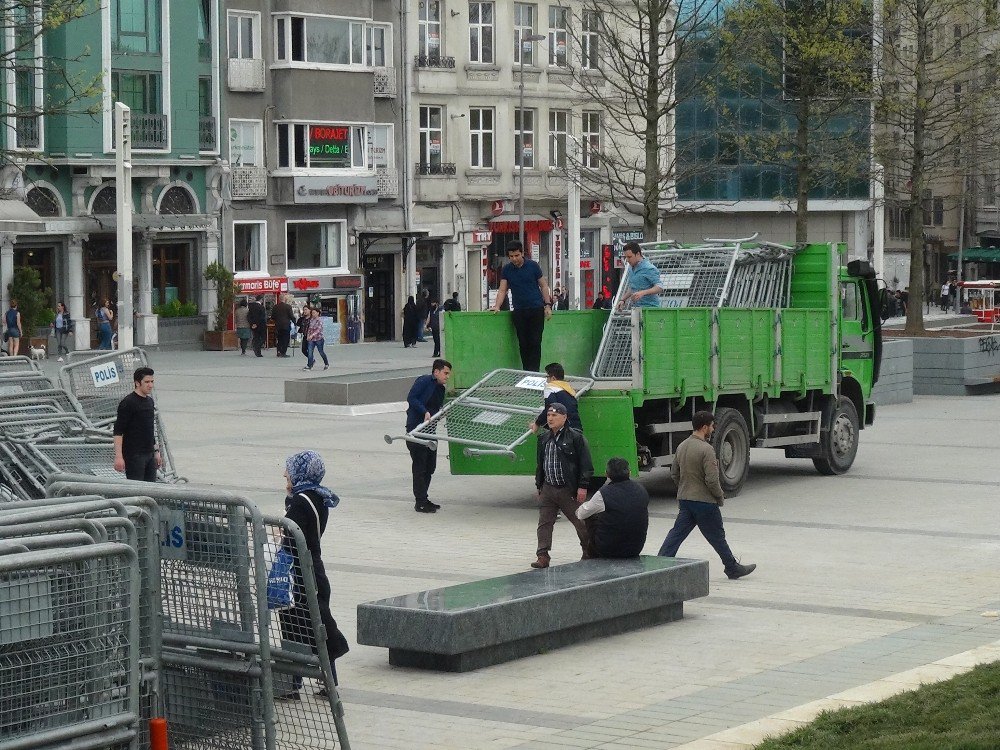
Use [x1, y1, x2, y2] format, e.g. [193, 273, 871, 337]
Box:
[405, 358, 452, 513]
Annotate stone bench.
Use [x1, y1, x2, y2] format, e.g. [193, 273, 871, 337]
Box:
[284, 367, 427, 405]
[356, 555, 709, 672]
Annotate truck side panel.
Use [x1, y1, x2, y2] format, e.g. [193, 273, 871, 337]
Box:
[781, 309, 834, 393]
[717, 309, 776, 395]
[641, 309, 713, 398]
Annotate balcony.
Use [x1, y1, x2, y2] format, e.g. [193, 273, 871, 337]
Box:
[132, 114, 168, 149]
[377, 167, 398, 198]
[373, 67, 397, 98]
[199, 116, 216, 151]
[15, 115, 39, 149]
[230, 165, 268, 200]
[415, 162, 456, 176]
[414, 54, 456, 69]
[228, 58, 266, 92]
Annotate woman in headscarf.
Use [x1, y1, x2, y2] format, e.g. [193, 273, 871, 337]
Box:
[401, 295, 419, 348]
[234, 299, 252, 355]
[280, 450, 350, 696]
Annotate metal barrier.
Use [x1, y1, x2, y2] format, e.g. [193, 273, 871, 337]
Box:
[384, 368, 595, 459]
[0, 355, 40, 375]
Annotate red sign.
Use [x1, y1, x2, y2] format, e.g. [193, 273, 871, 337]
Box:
[236, 277, 287, 294]
[334, 276, 363, 289]
[589, 201, 603, 215]
[491, 200, 506, 216]
[292, 278, 320, 290]
[580, 259, 593, 270]
[471, 230, 493, 244]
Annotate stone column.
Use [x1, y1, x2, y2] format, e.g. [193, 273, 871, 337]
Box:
[0, 233, 14, 313]
[137, 232, 153, 314]
[67, 233, 90, 351]
[202, 229, 221, 329]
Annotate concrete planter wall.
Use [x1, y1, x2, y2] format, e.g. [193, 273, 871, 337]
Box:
[157, 315, 207, 345]
[870, 338, 913, 405]
[909, 334, 1000, 396]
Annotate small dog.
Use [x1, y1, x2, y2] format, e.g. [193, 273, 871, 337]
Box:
[30, 344, 47, 361]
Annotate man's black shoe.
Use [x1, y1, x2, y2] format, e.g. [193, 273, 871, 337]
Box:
[414, 502, 437, 513]
[426, 500, 441, 510]
[725, 563, 756, 580]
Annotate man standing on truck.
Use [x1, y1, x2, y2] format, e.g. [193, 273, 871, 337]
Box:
[490, 240, 553, 372]
[532, 403, 593, 569]
[618, 242, 663, 309]
[658, 410, 756, 580]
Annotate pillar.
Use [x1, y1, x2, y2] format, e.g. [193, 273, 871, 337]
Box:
[67, 233, 90, 350]
[0, 234, 14, 313]
[202, 229, 220, 328]
[137, 232, 153, 314]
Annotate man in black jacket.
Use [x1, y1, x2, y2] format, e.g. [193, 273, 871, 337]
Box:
[271, 295, 294, 357]
[247, 296, 267, 357]
[532, 402, 593, 568]
[577, 457, 649, 558]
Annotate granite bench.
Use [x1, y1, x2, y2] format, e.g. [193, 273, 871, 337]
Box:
[356, 555, 709, 672]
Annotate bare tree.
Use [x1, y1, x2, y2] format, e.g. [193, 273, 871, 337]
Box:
[877, 0, 1000, 333]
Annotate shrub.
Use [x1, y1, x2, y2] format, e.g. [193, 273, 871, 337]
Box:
[6, 266, 52, 334]
[203, 261, 237, 331]
[153, 299, 199, 318]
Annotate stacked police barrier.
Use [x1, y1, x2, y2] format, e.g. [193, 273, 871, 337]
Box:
[0, 352, 350, 749]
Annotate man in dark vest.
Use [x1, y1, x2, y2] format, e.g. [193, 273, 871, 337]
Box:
[576, 457, 649, 558]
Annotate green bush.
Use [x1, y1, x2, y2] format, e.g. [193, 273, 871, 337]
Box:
[6, 266, 52, 333]
[203, 261, 237, 330]
[153, 299, 199, 318]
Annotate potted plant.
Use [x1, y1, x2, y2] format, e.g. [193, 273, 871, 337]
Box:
[202, 261, 239, 350]
[6, 266, 53, 351]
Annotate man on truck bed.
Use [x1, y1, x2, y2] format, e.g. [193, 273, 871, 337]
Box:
[658, 410, 756, 580]
[618, 242, 663, 309]
[490, 240, 553, 372]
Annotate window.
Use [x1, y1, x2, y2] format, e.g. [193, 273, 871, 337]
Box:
[419, 105, 444, 168]
[198, 77, 212, 118]
[469, 2, 494, 64]
[548, 7, 568, 67]
[274, 15, 389, 67]
[371, 124, 394, 168]
[581, 10, 600, 69]
[582, 111, 601, 168]
[228, 12, 259, 59]
[933, 197, 944, 225]
[114, 0, 160, 53]
[197, 0, 211, 60]
[514, 108, 535, 168]
[514, 3, 536, 66]
[888, 201, 910, 239]
[549, 109, 569, 168]
[229, 119, 262, 166]
[159, 186, 195, 214]
[277, 123, 368, 170]
[25, 187, 61, 217]
[841, 282, 862, 322]
[287, 221, 346, 271]
[419, 1, 442, 58]
[469, 107, 495, 169]
[234, 221, 265, 273]
[921, 190, 944, 226]
[111, 71, 161, 114]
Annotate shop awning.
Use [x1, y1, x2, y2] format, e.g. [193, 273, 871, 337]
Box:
[948, 247, 1000, 262]
[488, 214, 554, 233]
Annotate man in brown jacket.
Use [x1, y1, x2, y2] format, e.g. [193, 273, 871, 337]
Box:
[658, 410, 756, 580]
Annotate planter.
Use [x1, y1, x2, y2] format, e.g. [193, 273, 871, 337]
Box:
[886, 330, 1000, 395]
[157, 315, 208, 345]
[204, 329, 239, 351]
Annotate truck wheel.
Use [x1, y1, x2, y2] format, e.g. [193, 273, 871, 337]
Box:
[711, 407, 750, 496]
[812, 397, 859, 476]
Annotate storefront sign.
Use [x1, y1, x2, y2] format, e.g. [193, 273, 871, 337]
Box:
[589, 201, 603, 215]
[292, 278, 321, 290]
[236, 277, 287, 294]
[293, 176, 378, 204]
[491, 199, 513, 216]
[333, 276, 362, 289]
[580, 259, 593, 270]
[289, 275, 363, 292]
[309, 126, 352, 169]
[612, 229, 644, 246]
[471, 230, 492, 244]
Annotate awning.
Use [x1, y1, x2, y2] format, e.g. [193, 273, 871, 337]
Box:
[488, 213, 554, 233]
[948, 247, 1000, 262]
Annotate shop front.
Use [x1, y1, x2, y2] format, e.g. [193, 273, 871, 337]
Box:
[286, 273, 364, 344]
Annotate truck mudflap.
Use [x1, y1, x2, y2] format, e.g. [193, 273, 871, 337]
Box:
[383, 369, 595, 459]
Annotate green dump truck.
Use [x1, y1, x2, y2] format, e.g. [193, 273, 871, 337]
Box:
[428, 240, 882, 495]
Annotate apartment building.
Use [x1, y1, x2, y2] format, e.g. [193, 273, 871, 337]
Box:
[0, 0, 224, 347]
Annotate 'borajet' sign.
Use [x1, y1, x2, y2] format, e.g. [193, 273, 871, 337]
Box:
[90, 362, 120, 388]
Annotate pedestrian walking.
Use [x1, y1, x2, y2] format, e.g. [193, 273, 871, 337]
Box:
[113, 367, 160, 482]
[577, 457, 649, 559]
[405, 359, 452, 513]
[416, 289, 429, 342]
[248, 296, 266, 357]
[426, 299, 442, 357]
[51, 301, 72, 360]
[272, 294, 294, 357]
[234, 299, 252, 356]
[303, 308, 329, 371]
[4, 299, 22, 357]
[657, 410, 755, 580]
[490, 240, 554, 372]
[530, 362, 582, 432]
[532, 402, 593, 569]
[618, 242, 663, 310]
[402, 296, 419, 347]
[296, 304, 312, 357]
[96, 298, 115, 350]
[280, 450, 350, 694]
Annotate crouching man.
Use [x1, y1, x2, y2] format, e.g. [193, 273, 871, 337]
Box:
[576, 457, 649, 558]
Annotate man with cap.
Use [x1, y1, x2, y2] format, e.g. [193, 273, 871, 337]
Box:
[532, 402, 593, 569]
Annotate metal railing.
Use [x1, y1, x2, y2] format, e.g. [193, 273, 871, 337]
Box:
[228, 57, 266, 91]
[373, 67, 397, 97]
[132, 113, 168, 149]
[231, 165, 268, 199]
[199, 116, 216, 151]
[415, 162, 457, 176]
[377, 167, 399, 198]
[15, 114, 39, 148]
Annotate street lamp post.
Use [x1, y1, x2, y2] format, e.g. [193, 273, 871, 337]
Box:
[518, 33, 546, 251]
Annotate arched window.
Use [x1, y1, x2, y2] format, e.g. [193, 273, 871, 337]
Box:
[91, 186, 117, 214]
[159, 186, 195, 214]
[25, 187, 61, 217]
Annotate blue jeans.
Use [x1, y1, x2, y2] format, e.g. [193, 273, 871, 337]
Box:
[307, 339, 328, 368]
[98, 322, 114, 349]
[658, 499, 738, 571]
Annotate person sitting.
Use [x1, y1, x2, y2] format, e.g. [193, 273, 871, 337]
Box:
[576, 457, 649, 559]
[531, 362, 582, 432]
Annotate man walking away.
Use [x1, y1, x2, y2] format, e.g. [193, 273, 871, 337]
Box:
[658, 410, 755, 579]
[577, 457, 649, 559]
[443, 292, 462, 312]
[618, 242, 663, 310]
[113, 367, 160, 482]
[405, 359, 452, 513]
[272, 294, 294, 357]
[248, 296, 267, 357]
[415, 289, 429, 342]
[532, 403, 593, 568]
[490, 240, 553, 372]
[531, 362, 582, 432]
[426, 299, 442, 357]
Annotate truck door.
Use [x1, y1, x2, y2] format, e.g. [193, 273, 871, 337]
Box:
[839, 280, 874, 388]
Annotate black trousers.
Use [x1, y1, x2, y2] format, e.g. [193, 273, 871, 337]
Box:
[251, 326, 265, 355]
[430, 326, 441, 357]
[406, 442, 437, 504]
[125, 452, 157, 482]
[511, 306, 545, 372]
[276, 327, 290, 356]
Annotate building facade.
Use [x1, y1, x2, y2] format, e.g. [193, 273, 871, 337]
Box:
[1, 0, 224, 346]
